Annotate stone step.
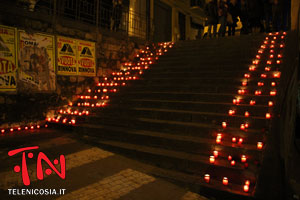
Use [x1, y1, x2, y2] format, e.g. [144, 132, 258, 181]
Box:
[89, 106, 269, 130]
[117, 99, 271, 116]
[79, 136, 256, 184]
[118, 91, 276, 105]
[78, 134, 256, 197]
[82, 113, 265, 142]
[126, 84, 277, 95]
[77, 123, 261, 159]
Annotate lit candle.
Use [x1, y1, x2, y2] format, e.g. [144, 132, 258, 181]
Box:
[245, 180, 250, 186]
[267, 60, 272, 65]
[244, 74, 250, 78]
[232, 137, 237, 143]
[228, 155, 232, 161]
[268, 101, 274, 107]
[245, 123, 249, 128]
[243, 184, 249, 192]
[242, 81, 247, 86]
[271, 82, 276, 86]
[255, 90, 262, 95]
[228, 110, 235, 115]
[238, 138, 243, 144]
[266, 113, 271, 119]
[273, 72, 281, 78]
[18, 127, 21, 131]
[10, 128, 14, 132]
[249, 65, 256, 71]
[25, 127, 28, 130]
[270, 49, 274, 53]
[261, 74, 267, 78]
[222, 122, 227, 128]
[213, 150, 219, 157]
[204, 174, 210, 183]
[209, 156, 215, 164]
[257, 142, 263, 149]
[250, 100, 256, 106]
[270, 91, 277, 96]
[265, 67, 271, 71]
[241, 155, 247, 162]
[231, 160, 236, 166]
[270, 54, 274, 58]
[222, 177, 229, 185]
[278, 54, 282, 58]
[245, 111, 250, 117]
[257, 82, 264, 86]
[240, 124, 245, 130]
[276, 60, 281, 64]
[238, 89, 245, 95]
[1, 129, 4, 133]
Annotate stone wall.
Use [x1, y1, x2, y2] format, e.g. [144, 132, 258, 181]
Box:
[0, 6, 145, 126]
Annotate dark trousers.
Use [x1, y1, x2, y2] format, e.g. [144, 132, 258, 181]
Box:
[218, 16, 227, 37]
[228, 24, 235, 36]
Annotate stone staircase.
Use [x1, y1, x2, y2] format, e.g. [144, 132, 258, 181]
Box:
[49, 33, 286, 199]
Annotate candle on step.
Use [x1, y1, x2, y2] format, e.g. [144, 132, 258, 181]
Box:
[245, 111, 250, 117]
[213, 151, 219, 157]
[223, 177, 229, 185]
[209, 156, 215, 164]
[231, 160, 236, 166]
[250, 100, 256, 106]
[232, 137, 237, 143]
[268, 101, 274, 107]
[243, 184, 249, 192]
[204, 174, 210, 183]
[257, 142, 263, 149]
[222, 122, 227, 128]
[241, 155, 247, 163]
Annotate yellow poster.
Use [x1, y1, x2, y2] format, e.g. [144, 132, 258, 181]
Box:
[57, 36, 77, 75]
[0, 25, 17, 92]
[18, 31, 56, 92]
[77, 40, 96, 76]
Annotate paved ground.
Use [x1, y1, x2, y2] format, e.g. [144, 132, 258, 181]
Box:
[0, 128, 209, 200]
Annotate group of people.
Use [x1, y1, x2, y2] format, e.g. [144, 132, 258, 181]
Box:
[204, 0, 289, 38]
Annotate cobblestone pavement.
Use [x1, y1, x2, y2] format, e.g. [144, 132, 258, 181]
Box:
[0, 129, 209, 200]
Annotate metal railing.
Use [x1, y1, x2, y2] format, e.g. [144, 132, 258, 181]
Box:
[31, 0, 149, 40]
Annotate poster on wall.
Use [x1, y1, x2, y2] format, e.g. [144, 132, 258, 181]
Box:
[18, 31, 56, 92]
[57, 36, 77, 76]
[0, 25, 17, 92]
[77, 40, 96, 76]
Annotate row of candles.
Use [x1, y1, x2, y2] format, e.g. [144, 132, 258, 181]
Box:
[0, 42, 174, 134]
[205, 32, 286, 193]
[48, 42, 174, 125]
[1, 122, 48, 134]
